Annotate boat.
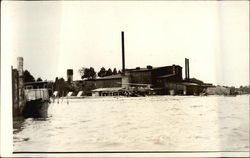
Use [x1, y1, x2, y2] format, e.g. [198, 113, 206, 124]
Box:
[22, 88, 50, 118]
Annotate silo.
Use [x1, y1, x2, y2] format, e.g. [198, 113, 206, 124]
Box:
[67, 69, 73, 82]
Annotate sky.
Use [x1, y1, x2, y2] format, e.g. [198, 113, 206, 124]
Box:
[2, 1, 249, 87]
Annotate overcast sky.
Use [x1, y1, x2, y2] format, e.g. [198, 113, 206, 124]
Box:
[2, 1, 249, 87]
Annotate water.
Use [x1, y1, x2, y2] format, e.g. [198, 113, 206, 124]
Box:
[13, 95, 249, 152]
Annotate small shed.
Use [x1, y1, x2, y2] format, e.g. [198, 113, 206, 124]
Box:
[182, 82, 207, 95]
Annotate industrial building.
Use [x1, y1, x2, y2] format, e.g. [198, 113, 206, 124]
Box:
[81, 61, 211, 96]
[69, 32, 212, 96]
[86, 32, 212, 96]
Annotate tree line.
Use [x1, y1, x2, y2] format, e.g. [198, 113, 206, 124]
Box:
[23, 70, 43, 83]
[22, 67, 122, 83]
[78, 67, 122, 80]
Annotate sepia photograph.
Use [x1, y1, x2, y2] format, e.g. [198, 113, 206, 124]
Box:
[1, 1, 249, 157]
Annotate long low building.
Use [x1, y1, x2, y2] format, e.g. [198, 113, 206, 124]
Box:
[91, 87, 124, 96]
[72, 59, 212, 96]
[81, 65, 211, 96]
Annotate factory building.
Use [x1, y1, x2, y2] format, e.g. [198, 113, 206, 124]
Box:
[124, 65, 182, 86]
[70, 32, 212, 96]
[88, 63, 201, 96]
[95, 74, 122, 88]
[89, 62, 210, 96]
[88, 32, 212, 96]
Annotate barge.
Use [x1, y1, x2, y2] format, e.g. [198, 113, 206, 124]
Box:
[23, 88, 50, 118]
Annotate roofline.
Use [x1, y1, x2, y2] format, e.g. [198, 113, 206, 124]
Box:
[125, 65, 182, 72]
[96, 77, 122, 80]
[24, 81, 53, 85]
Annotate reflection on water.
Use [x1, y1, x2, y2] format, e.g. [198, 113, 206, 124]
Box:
[13, 95, 249, 152]
[13, 117, 25, 134]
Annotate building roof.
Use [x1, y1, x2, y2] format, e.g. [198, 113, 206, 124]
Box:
[182, 82, 199, 86]
[96, 74, 122, 80]
[92, 87, 124, 92]
[156, 74, 176, 79]
[117, 82, 152, 86]
[24, 81, 53, 85]
[184, 78, 204, 84]
[125, 65, 182, 72]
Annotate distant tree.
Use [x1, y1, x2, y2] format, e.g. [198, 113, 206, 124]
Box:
[106, 68, 113, 76]
[238, 85, 250, 94]
[37, 77, 43, 82]
[59, 78, 66, 96]
[67, 77, 72, 83]
[89, 67, 96, 79]
[78, 67, 84, 79]
[118, 70, 122, 74]
[83, 68, 91, 79]
[23, 70, 35, 83]
[79, 67, 96, 80]
[54, 77, 59, 92]
[55, 77, 58, 83]
[98, 67, 107, 77]
[54, 77, 67, 97]
[80, 67, 87, 79]
[113, 68, 117, 75]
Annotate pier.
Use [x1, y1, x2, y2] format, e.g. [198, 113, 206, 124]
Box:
[12, 58, 51, 118]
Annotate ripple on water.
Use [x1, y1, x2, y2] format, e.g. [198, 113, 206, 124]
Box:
[13, 95, 249, 151]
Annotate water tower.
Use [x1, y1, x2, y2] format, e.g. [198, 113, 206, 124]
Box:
[67, 69, 73, 83]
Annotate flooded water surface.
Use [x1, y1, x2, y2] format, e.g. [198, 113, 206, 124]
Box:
[13, 95, 249, 152]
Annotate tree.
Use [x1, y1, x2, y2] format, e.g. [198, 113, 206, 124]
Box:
[98, 67, 106, 77]
[67, 77, 72, 83]
[89, 67, 96, 79]
[238, 85, 250, 94]
[37, 77, 43, 82]
[113, 68, 117, 75]
[118, 70, 122, 74]
[78, 67, 84, 79]
[23, 70, 35, 83]
[106, 68, 113, 76]
[83, 68, 91, 79]
[79, 67, 96, 80]
[54, 77, 66, 97]
[54, 77, 59, 92]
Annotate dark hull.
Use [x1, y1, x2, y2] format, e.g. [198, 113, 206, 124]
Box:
[22, 99, 49, 118]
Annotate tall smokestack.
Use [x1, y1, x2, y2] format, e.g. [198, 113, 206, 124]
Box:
[185, 58, 190, 80]
[185, 58, 187, 79]
[187, 58, 190, 79]
[121, 31, 125, 73]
